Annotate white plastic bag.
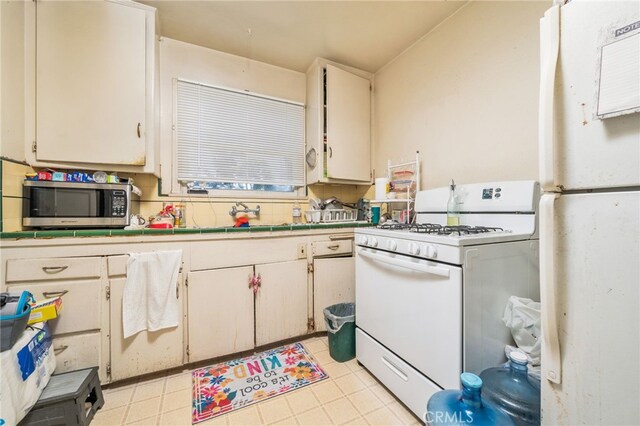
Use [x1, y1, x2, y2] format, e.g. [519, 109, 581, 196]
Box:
[0, 323, 56, 426]
[502, 296, 541, 365]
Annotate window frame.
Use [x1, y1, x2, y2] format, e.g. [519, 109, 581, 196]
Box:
[169, 78, 307, 199]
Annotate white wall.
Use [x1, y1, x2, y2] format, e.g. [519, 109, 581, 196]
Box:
[374, 1, 548, 189]
[1, 0, 26, 161]
[158, 38, 306, 194]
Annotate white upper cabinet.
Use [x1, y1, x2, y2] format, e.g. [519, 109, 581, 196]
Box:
[306, 58, 372, 184]
[28, 0, 156, 172]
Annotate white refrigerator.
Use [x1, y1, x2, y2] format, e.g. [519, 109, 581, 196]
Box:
[538, 1, 640, 424]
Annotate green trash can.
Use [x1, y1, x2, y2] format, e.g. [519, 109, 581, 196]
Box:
[324, 303, 356, 362]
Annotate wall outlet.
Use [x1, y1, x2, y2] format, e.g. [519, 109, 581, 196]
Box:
[297, 244, 306, 259]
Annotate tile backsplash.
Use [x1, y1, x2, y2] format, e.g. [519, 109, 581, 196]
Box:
[0, 160, 374, 232]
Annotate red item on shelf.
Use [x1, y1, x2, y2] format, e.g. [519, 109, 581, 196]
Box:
[149, 222, 173, 229]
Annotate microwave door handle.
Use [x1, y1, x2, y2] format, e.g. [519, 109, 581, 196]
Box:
[357, 249, 450, 278]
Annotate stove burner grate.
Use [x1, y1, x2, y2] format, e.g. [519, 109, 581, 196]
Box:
[376, 222, 412, 231]
[410, 224, 505, 236]
[376, 222, 506, 236]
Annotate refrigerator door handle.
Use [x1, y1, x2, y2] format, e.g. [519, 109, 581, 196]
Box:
[539, 5, 560, 192]
[540, 193, 562, 384]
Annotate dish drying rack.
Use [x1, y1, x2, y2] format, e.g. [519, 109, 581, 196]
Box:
[305, 208, 357, 223]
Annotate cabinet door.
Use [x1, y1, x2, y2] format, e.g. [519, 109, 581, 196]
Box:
[313, 257, 355, 332]
[326, 64, 371, 182]
[255, 260, 308, 346]
[36, 0, 146, 165]
[109, 276, 183, 382]
[187, 267, 255, 363]
[52, 332, 106, 382]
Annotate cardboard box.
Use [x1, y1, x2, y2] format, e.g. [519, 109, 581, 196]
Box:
[28, 297, 62, 325]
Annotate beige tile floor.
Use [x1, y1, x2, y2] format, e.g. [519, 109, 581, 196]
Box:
[92, 335, 422, 426]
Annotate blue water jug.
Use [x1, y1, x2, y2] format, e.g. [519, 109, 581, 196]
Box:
[426, 372, 514, 425]
[479, 351, 541, 425]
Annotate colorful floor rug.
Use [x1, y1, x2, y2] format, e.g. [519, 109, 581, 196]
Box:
[192, 342, 328, 423]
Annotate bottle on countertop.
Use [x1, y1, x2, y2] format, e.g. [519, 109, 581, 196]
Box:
[292, 201, 302, 224]
[447, 179, 460, 226]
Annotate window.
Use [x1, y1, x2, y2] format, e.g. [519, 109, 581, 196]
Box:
[175, 79, 305, 194]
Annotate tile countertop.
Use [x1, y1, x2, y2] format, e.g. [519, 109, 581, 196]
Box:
[0, 222, 373, 240]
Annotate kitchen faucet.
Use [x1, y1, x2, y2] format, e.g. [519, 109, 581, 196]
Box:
[229, 202, 260, 217]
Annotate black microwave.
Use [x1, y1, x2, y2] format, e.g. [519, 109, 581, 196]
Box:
[23, 181, 138, 228]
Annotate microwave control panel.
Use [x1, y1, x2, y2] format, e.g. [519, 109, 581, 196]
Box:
[110, 190, 127, 217]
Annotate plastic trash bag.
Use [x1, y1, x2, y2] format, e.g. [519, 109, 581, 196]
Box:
[323, 303, 355, 334]
[503, 296, 541, 365]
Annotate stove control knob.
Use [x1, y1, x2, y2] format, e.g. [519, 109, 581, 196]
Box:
[369, 237, 378, 248]
[408, 242, 420, 255]
[358, 236, 368, 246]
[387, 240, 398, 251]
[424, 244, 437, 258]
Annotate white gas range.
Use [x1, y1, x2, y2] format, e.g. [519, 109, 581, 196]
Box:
[354, 180, 541, 419]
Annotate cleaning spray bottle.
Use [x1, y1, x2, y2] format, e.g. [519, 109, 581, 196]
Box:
[447, 179, 460, 226]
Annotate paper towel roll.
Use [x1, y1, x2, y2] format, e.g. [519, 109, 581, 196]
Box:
[375, 178, 389, 200]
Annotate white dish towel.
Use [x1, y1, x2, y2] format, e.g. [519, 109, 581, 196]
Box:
[123, 250, 182, 339]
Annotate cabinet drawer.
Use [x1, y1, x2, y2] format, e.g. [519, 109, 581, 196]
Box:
[6, 279, 101, 335]
[312, 240, 353, 257]
[107, 255, 129, 277]
[52, 332, 102, 378]
[5, 257, 102, 282]
[356, 328, 439, 421]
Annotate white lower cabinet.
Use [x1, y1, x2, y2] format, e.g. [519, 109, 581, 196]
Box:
[255, 260, 309, 346]
[187, 266, 255, 363]
[187, 259, 309, 362]
[0, 231, 355, 383]
[3, 256, 108, 382]
[108, 256, 184, 382]
[52, 332, 102, 375]
[313, 256, 355, 332]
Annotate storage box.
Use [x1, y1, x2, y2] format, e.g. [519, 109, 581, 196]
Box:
[52, 172, 67, 181]
[1, 291, 33, 352]
[28, 297, 62, 325]
[37, 171, 52, 181]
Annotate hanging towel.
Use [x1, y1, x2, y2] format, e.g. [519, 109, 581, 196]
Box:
[123, 250, 182, 338]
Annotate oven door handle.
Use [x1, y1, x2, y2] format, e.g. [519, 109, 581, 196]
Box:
[357, 249, 450, 278]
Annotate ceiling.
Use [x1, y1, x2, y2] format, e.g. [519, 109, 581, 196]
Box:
[137, 1, 468, 73]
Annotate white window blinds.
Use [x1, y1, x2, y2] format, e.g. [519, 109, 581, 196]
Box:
[176, 79, 305, 187]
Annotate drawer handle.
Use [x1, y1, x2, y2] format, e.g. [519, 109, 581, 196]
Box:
[42, 290, 69, 298]
[137, 122, 141, 138]
[54, 344, 69, 354]
[42, 266, 69, 274]
[381, 356, 409, 382]
[42, 265, 68, 274]
[329, 234, 353, 241]
[327, 244, 340, 250]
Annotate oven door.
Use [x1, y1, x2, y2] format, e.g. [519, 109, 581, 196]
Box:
[355, 246, 462, 390]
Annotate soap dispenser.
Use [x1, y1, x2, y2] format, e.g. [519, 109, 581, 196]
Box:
[447, 179, 460, 226]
